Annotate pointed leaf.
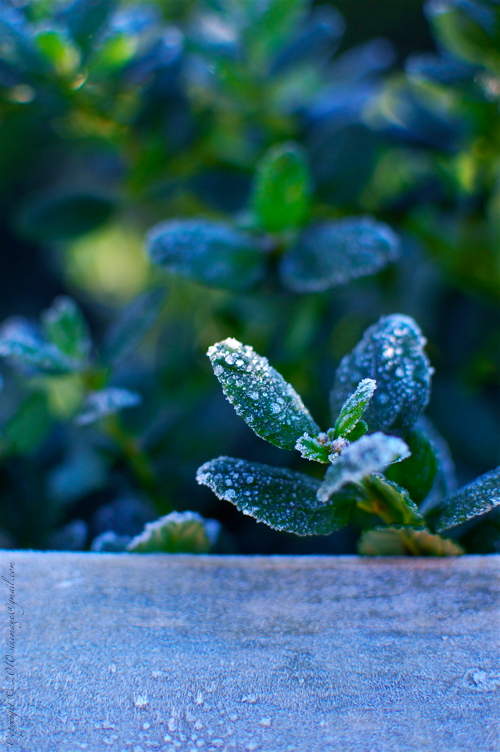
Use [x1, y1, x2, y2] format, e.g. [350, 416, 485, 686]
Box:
[280, 216, 400, 292]
[76, 387, 141, 425]
[364, 473, 425, 527]
[429, 466, 500, 532]
[60, 0, 118, 52]
[317, 433, 409, 502]
[330, 314, 432, 432]
[251, 142, 311, 232]
[358, 526, 464, 556]
[197, 457, 358, 535]
[102, 288, 165, 365]
[146, 219, 264, 291]
[207, 338, 320, 450]
[295, 433, 332, 463]
[127, 511, 220, 553]
[334, 378, 377, 438]
[41, 296, 91, 364]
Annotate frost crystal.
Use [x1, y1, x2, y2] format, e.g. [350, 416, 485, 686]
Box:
[317, 432, 409, 502]
[330, 314, 432, 432]
[197, 456, 359, 535]
[207, 339, 320, 451]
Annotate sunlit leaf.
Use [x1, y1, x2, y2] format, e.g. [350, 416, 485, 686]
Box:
[127, 511, 220, 553]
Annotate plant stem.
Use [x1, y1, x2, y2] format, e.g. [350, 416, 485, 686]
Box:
[105, 416, 171, 514]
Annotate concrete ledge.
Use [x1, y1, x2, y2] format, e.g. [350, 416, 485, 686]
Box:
[2, 552, 499, 751]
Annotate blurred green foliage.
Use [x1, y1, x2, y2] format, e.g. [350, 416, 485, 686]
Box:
[0, 0, 498, 554]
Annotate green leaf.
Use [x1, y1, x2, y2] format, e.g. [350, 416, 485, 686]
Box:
[127, 511, 220, 553]
[0, 320, 76, 375]
[147, 219, 264, 291]
[425, 0, 499, 66]
[330, 314, 433, 433]
[334, 378, 377, 439]
[251, 142, 311, 232]
[2, 393, 52, 455]
[429, 466, 500, 532]
[76, 387, 141, 425]
[385, 428, 438, 504]
[295, 432, 333, 463]
[358, 526, 465, 556]
[18, 193, 114, 242]
[207, 338, 320, 450]
[280, 217, 400, 292]
[197, 457, 358, 535]
[41, 296, 91, 364]
[34, 26, 80, 74]
[101, 289, 165, 365]
[364, 473, 425, 527]
[317, 433, 409, 502]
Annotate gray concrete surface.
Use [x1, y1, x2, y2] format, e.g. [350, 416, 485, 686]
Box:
[1, 552, 499, 751]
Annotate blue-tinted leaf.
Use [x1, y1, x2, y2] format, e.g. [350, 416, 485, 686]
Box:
[102, 289, 165, 365]
[280, 216, 400, 292]
[317, 433, 409, 502]
[46, 519, 88, 551]
[197, 456, 358, 535]
[405, 53, 476, 85]
[147, 219, 264, 291]
[76, 387, 141, 425]
[41, 296, 91, 364]
[330, 314, 433, 432]
[208, 338, 319, 451]
[251, 142, 311, 232]
[429, 466, 500, 532]
[127, 511, 220, 553]
[270, 6, 345, 74]
[334, 378, 377, 439]
[0, 318, 76, 374]
[18, 193, 115, 242]
[358, 526, 464, 555]
[91, 531, 130, 552]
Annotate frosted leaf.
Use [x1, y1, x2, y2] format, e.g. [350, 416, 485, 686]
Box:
[41, 296, 91, 363]
[330, 314, 432, 432]
[197, 457, 359, 535]
[102, 288, 165, 365]
[364, 473, 424, 526]
[76, 387, 141, 425]
[207, 338, 320, 451]
[317, 432, 409, 502]
[127, 511, 220, 553]
[430, 466, 500, 532]
[0, 317, 76, 374]
[146, 219, 264, 291]
[251, 142, 311, 232]
[280, 216, 400, 292]
[358, 527, 464, 556]
[333, 378, 377, 439]
[295, 431, 348, 463]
